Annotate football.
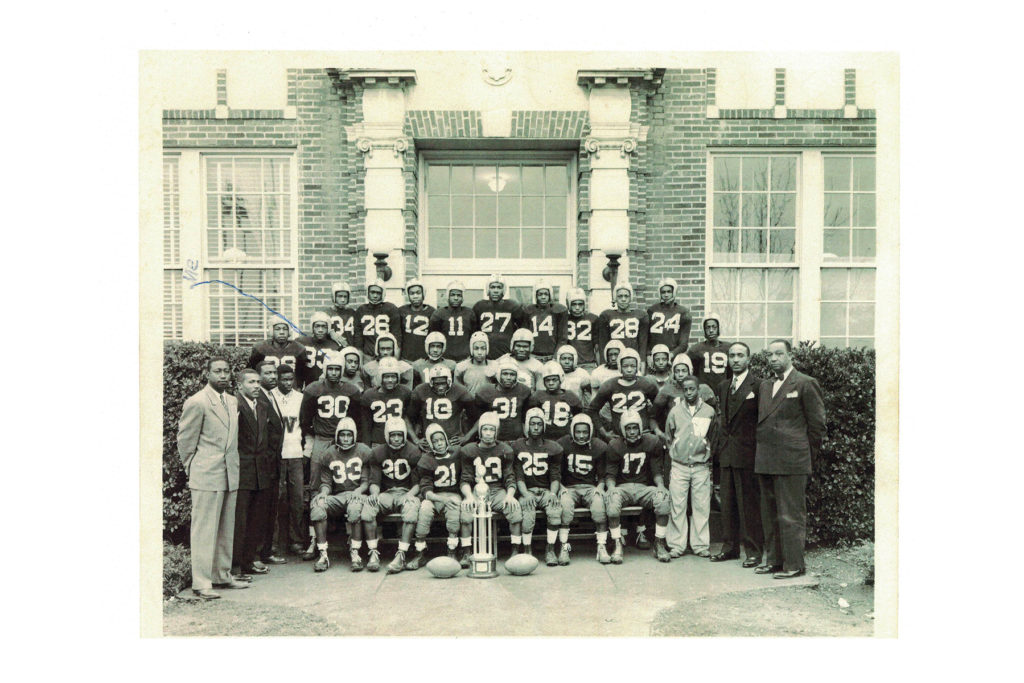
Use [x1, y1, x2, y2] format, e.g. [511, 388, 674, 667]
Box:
[504, 553, 539, 576]
[425, 555, 462, 579]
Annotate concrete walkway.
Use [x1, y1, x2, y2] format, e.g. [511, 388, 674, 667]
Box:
[181, 542, 818, 636]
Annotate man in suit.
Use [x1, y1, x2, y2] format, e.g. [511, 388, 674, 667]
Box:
[754, 340, 826, 579]
[255, 360, 287, 566]
[233, 368, 278, 578]
[710, 342, 763, 567]
[176, 357, 248, 600]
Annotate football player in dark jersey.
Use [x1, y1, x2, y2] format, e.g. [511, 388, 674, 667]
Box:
[646, 277, 693, 358]
[644, 344, 673, 389]
[358, 357, 415, 446]
[308, 417, 372, 572]
[299, 351, 363, 471]
[295, 311, 340, 388]
[587, 348, 660, 440]
[688, 312, 731, 397]
[429, 280, 477, 361]
[511, 408, 564, 565]
[455, 331, 499, 395]
[522, 279, 567, 362]
[363, 332, 414, 390]
[409, 365, 476, 448]
[248, 316, 305, 371]
[497, 327, 544, 390]
[355, 278, 402, 361]
[337, 346, 367, 391]
[411, 331, 457, 386]
[527, 361, 584, 441]
[556, 344, 593, 405]
[324, 280, 357, 349]
[557, 414, 611, 564]
[474, 357, 532, 443]
[398, 278, 436, 363]
[472, 273, 525, 360]
[459, 412, 524, 558]
[363, 417, 423, 574]
[564, 288, 599, 369]
[605, 410, 671, 563]
[597, 282, 650, 370]
[412, 423, 472, 569]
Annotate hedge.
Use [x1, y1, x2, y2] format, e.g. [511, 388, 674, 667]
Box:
[162, 340, 875, 547]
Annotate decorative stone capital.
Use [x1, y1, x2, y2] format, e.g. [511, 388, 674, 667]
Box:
[355, 136, 411, 160]
[582, 136, 638, 160]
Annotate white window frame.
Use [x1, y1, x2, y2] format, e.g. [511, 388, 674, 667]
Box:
[163, 153, 183, 340]
[165, 149, 299, 342]
[418, 151, 578, 278]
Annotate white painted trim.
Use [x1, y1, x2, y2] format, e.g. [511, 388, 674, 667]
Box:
[797, 150, 823, 343]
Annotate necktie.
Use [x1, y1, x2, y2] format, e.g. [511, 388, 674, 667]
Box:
[731, 377, 739, 393]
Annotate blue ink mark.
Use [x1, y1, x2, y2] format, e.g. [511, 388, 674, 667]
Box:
[190, 279, 305, 336]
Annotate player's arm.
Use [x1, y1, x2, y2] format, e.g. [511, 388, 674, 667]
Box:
[586, 383, 613, 440]
[501, 449, 519, 504]
[637, 312, 650, 365]
[595, 447, 608, 494]
[595, 312, 610, 360]
[299, 391, 315, 444]
[175, 396, 203, 475]
[672, 309, 693, 357]
[549, 444, 563, 495]
[428, 310, 444, 333]
[554, 308, 568, 350]
[316, 454, 333, 498]
[604, 450, 619, 492]
[652, 439, 668, 492]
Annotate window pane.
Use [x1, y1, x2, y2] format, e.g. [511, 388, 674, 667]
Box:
[853, 229, 876, 260]
[853, 157, 875, 191]
[766, 269, 794, 300]
[738, 303, 764, 336]
[742, 157, 768, 191]
[499, 166, 521, 195]
[546, 165, 568, 194]
[742, 193, 768, 227]
[498, 196, 520, 226]
[498, 228, 520, 258]
[451, 166, 473, 194]
[522, 166, 544, 194]
[849, 337, 874, 349]
[769, 229, 796, 262]
[741, 229, 768, 263]
[427, 165, 449, 194]
[710, 269, 735, 302]
[738, 269, 764, 301]
[820, 336, 845, 348]
[824, 157, 850, 191]
[849, 269, 875, 300]
[452, 196, 474, 226]
[714, 157, 741, 191]
[714, 194, 740, 227]
[771, 157, 797, 191]
[853, 194, 876, 227]
[716, 306, 738, 339]
[428, 196, 450, 226]
[766, 303, 793, 337]
[235, 195, 262, 230]
[713, 230, 739, 262]
[824, 193, 850, 226]
[451, 228, 473, 258]
[823, 228, 851, 260]
[545, 228, 567, 258]
[475, 228, 496, 258]
[770, 193, 796, 226]
[522, 196, 543, 225]
[545, 196, 566, 226]
[848, 303, 875, 336]
[234, 159, 262, 192]
[206, 194, 221, 228]
[509, 286, 534, 306]
[522, 228, 544, 257]
[476, 195, 497, 226]
[820, 303, 847, 336]
[821, 269, 848, 301]
[475, 166, 498, 194]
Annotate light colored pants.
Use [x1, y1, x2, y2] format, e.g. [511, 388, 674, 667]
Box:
[667, 461, 711, 553]
[189, 489, 237, 591]
[417, 492, 469, 537]
[520, 487, 561, 534]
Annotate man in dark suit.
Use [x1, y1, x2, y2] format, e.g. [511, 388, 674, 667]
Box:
[255, 360, 286, 566]
[754, 339, 825, 579]
[233, 368, 278, 577]
[710, 342, 763, 567]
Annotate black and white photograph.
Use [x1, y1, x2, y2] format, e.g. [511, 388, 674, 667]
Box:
[141, 48, 898, 638]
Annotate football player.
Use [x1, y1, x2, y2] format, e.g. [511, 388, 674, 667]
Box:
[412, 423, 472, 569]
[337, 346, 367, 391]
[587, 348, 660, 440]
[299, 351, 363, 474]
[471, 273, 525, 360]
[688, 313, 731, 397]
[596, 282, 650, 370]
[497, 328, 544, 390]
[362, 333, 414, 390]
[429, 280, 477, 361]
[248, 316, 305, 371]
[363, 417, 423, 574]
[358, 357, 415, 447]
[411, 331, 458, 386]
[474, 357, 532, 443]
[644, 344, 673, 388]
[646, 277, 693, 358]
[324, 280, 357, 349]
[308, 417, 372, 572]
[564, 288, 599, 370]
[355, 278, 402, 360]
[459, 412, 524, 558]
[557, 414, 611, 564]
[652, 354, 716, 434]
[295, 311, 340, 389]
[522, 280, 567, 362]
[511, 408, 564, 564]
[605, 410, 671, 563]
[528, 361, 584, 441]
[590, 340, 624, 392]
[555, 345, 592, 406]
[398, 278, 436, 363]
[409, 365, 476, 448]
[455, 331, 498, 395]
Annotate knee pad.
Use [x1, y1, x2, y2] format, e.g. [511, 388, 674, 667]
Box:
[401, 500, 420, 523]
[505, 507, 523, 524]
[444, 507, 462, 535]
[591, 498, 608, 524]
[347, 500, 364, 524]
[520, 507, 536, 533]
[654, 492, 670, 516]
[309, 503, 326, 522]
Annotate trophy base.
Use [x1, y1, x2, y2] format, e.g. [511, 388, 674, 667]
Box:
[467, 554, 498, 579]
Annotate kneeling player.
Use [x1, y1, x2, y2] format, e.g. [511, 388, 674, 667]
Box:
[309, 417, 372, 572]
[363, 417, 422, 574]
[459, 412, 524, 559]
[412, 423, 472, 569]
[511, 408, 564, 565]
[605, 410, 671, 563]
[557, 414, 611, 564]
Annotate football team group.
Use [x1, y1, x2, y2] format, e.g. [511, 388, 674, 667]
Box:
[177, 275, 825, 599]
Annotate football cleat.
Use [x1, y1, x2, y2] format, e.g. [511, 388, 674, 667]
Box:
[596, 544, 611, 565]
[405, 548, 427, 571]
[445, 546, 458, 562]
[314, 551, 330, 573]
[458, 547, 471, 569]
[302, 539, 317, 561]
[350, 549, 365, 572]
[367, 549, 381, 572]
[611, 539, 624, 564]
[654, 537, 671, 563]
[635, 530, 652, 550]
[506, 544, 523, 562]
[558, 543, 571, 566]
[386, 551, 406, 574]
[545, 544, 558, 567]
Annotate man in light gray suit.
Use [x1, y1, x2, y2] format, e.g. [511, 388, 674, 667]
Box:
[176, 356, 249, 599]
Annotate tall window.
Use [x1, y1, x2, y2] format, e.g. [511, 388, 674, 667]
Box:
[820, 268, 875, 348]
[163, 155, 182, 341]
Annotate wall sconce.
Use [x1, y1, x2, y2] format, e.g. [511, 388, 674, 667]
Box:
[590, 214, 629, 303]
[365, 212, 405, 282]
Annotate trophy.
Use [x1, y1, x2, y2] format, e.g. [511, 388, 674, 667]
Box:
[469, 465, 498, 579]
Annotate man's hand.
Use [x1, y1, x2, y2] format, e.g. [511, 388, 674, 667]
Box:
[312, 492, 327, 508]
[303, 440, 313, 458]
[504, 494, 521, 513]
[367, 492, 379, 506]
[519, 489, 537, 511]
[449, 435, 462, 446]
[444, 497, 460, 512]
[402, 492, 419, 506]
[461, 496, 477, 513]
[656, 483, 669, 495]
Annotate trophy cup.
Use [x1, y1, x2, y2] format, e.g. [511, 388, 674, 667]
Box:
[469, 466, 498, 579]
